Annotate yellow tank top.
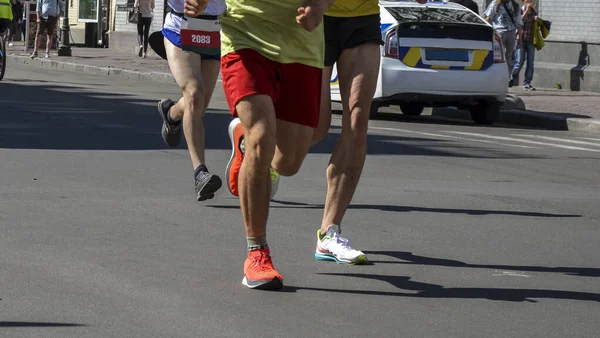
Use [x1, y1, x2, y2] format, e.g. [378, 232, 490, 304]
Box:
[325, 0, 380, 17]
[220, 0, 324, 69]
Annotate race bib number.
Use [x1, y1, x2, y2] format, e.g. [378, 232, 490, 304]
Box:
[180, 17, 220, 56]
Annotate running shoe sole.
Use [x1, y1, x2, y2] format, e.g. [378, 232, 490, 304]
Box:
[196, 175, 222, 201]
[314, 252, 368, 265]
[242, 276, 284, 290]
[157, 99, 181, 148]
[225, 119, 239, 196]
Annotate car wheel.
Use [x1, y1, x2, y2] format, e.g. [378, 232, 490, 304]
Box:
[369, 101, 380, 118]
[399, 103, 425, 116]
[469, 102, 500, 125]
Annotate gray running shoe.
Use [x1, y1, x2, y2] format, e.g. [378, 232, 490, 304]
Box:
[157, 99, 182, 148]
[195, 170, 222, 201]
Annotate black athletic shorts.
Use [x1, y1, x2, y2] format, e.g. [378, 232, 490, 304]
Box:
[323, 14, 382, 67]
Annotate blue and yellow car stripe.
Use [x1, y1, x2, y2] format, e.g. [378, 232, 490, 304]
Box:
[399, 47, 493, 71]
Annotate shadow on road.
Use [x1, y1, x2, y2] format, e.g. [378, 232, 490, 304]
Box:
[0, 321, 86, 327]
[283, 272, 600, 303]
[209, 200, 581, 219]
[1, 81, 543, 159]
[363, 251, 599, 277]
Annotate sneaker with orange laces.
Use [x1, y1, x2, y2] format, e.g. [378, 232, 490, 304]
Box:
[226, 118, 280, 198]
[242, 246, 283, 290]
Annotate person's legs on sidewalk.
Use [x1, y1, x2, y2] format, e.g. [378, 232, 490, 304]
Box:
[137, 17, 144, 57]
[511, 40, 525, 87]
[142, 18, 152, 57]
[523, 41, 535, 89]
[30, 22, 42, 58]
[160, 37, 222, 201]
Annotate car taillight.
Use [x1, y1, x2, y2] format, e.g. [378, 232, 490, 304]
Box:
[383, 28, 398, 58]
[493, 32, 505, 63]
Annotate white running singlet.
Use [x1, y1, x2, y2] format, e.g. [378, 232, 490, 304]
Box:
[163, 0, 226, 34]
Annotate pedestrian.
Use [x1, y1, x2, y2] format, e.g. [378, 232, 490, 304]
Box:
[8, 0, 23, 46]
[134, 0, 154, 58]
[156, 0, 225, 201]
[511, 0, 538, 91]
[0, 0, 13, 38]
[307, 0, 424, 265]
[485, 0, 523, 87]
[448, 0, 479, 15]
[221, 0, 332, 290]
[29, 0, 64, 59]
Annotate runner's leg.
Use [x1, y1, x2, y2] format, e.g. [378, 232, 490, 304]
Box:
[164, 37, 207, 168]
[162, 37, 222, 200]
[320, 42, 379, 230]
[314, 15, 380, 265]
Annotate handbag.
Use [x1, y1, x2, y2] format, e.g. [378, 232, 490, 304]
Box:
[128, 7, 139, 24]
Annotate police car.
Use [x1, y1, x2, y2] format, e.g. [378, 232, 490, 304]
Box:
[330, 1, 509, 125]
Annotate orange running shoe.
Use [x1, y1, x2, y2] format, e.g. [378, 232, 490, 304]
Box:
[242, 246, 283, 290]
[226, 118, 244, 197]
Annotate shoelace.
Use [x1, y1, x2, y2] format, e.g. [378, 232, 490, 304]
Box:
[330, 232, 353, 251]
[252, 251, 275, 272]
[195, 171, 212, 184]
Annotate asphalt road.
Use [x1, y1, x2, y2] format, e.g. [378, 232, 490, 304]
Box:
[1, 62, 599, 338]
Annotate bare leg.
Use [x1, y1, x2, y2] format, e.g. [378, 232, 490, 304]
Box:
[164, 38, 219, 169]
[236, 95, 278, 237]
[45, 34, 52, 53]
[320, 43, 380, 231]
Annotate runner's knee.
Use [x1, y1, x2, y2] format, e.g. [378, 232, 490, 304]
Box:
[245, 123, 277, 170]
[272, 152, 304, 177]
[182, 83, 206, 114]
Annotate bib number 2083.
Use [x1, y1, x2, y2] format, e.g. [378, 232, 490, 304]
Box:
[180, 17, 220, 56]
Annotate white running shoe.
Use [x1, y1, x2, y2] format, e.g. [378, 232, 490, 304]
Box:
[315, 225, 367, 264]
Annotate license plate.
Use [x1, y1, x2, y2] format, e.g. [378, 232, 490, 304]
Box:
[425, 49, 469, 62]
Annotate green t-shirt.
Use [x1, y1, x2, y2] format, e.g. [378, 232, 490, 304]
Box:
[220, 0, 325, 69]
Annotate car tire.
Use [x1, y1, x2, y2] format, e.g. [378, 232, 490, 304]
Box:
[369, 101, 380, 118]
[399, 103, 425, 116]
[469, 102, 500, 125]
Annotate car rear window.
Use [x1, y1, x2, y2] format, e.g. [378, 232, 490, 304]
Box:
[385, 6, 488, 26]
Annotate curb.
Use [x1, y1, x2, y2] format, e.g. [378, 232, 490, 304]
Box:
[10, 54, 599, 135]
[432, 108, 600, 135]
[8, 55, 176, 84]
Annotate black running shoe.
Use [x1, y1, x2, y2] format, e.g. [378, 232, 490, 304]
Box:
[157, 99, 182, 148]
[195, 171, 222, 201]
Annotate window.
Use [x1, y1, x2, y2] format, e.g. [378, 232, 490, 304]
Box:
[386, 6, 488, 26]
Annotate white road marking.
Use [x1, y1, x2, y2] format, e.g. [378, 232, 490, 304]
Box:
[578, 137, 600, 142]
[492, 270, 531, 278]
[369, 126, 538, 149]
[511, 134, 600, 148]
[446, 131, 600, 152]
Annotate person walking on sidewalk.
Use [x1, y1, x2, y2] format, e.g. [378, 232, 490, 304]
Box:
[511, 0, 538, 91]
[156, 0, 225, 201]
[308, 0, 426, 265]
[485, 0, 522, 87]
[0, 0, 13, 38]
[222, 0, 333, 290]
[30, 0, 63, 59]
[134, 0, 154, 58]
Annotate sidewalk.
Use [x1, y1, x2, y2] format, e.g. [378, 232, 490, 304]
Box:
[7, 43, 600, 134]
